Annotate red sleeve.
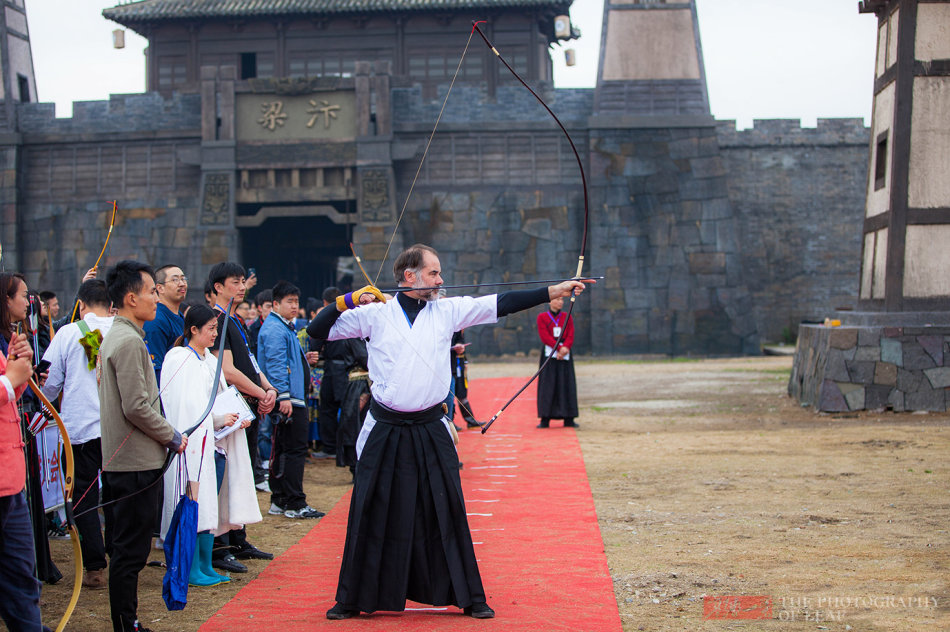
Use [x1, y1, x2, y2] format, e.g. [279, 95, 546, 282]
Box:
[561, 314, 575, 349]
[537, 312, 558, 348]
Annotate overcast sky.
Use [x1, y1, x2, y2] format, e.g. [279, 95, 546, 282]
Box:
[27, 0, 877, 129]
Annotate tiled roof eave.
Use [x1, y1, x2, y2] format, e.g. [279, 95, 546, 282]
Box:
[104, 0, 571, 27]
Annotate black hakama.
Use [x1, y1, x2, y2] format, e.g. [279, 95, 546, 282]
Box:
[334, 400, 486, 613]
[536, 353, 578, 419]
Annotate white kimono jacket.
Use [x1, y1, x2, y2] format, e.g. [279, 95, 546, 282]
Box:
[159, 346, 261, 537]
[328, 294, 497, 457]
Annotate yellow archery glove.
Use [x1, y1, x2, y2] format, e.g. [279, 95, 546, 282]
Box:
[337, 285, 386, 311]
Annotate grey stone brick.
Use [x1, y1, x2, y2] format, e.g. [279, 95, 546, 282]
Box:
[865, 385, 892, 410]
[847, 360, 876, 384]
[905, 384, 947, 412]
[887, 388, 905, 412]
[903, 343, 937, 370]
[918, 335, 944, 367]
[897, 368, 923, 392]
[840, 383, 865, 411]
[818, 380, 848, 412]
[923, 367, 950, 389]
[880, 338, 903, 366]
[854, 346, 880, 362]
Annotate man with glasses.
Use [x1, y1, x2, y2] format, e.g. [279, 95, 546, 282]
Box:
[143, 264, 188, 383]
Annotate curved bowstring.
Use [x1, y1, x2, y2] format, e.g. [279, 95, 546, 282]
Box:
[471, 22, 590, 432]
[372, 26, 479, 287]
[74, 297, 232, 519]
[358, 22, 591, 432]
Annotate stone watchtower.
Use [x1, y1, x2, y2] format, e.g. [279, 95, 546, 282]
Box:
[587, 0, 758, 355]
[0, 0, 37, 268]
[594, 0, 708, 115]
[790, 0, 950, 412]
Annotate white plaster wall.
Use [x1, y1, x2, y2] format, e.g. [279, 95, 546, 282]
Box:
[866, 82, 894, 218]
[904, 225, 950, 297]
[5, 6, 26, 35]
[915, 4, 950, 61]
[886, 8, 899, 69]
[601, 9, 700, 81]
[872, 227, 888, 299]
[861, 231, 874, 299]
[908, 77, 950, 209]
[876, 22, 887, 78]
[8, 37, 36, 101]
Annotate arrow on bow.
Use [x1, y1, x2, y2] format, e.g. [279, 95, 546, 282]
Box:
[471, 21, 590, 432]
[349, 21, 592, 432]
[347, 22, 593, 432]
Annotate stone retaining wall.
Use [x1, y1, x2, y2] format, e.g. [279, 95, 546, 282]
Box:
[790, 324, 950, 412]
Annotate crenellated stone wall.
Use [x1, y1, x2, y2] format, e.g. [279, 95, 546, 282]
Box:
[717, 118, 870, 342]
[2, 85, 871, 358]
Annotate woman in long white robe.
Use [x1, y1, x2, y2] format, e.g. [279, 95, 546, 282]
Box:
[158, 305, 261, 585]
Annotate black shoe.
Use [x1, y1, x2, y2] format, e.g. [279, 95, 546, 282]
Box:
[234, 543, 274, 560]
[536, 422, 549, 429]
[464, 603, 495, 619]
[212, 553, 247, 573]
[564, 420, 578, 428]
[326, 603, 358, 620]
[464, 417, 485, 428]
[453, 423, 463, 432]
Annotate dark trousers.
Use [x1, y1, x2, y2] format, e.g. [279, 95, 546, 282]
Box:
[0, 491, 44, 631]
[318, 376, 343, 455]
[270, 405, 309, 510]
[245, 417, 266, 485]
[72, 439, 107, 571]
[102, 469, 161, 632]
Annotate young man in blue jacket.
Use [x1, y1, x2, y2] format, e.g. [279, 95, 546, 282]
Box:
[257, 280, 324, 519]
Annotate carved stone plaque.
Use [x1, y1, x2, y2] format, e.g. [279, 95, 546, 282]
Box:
[201, 173, 231, 225]
[358, 168, 395, 224]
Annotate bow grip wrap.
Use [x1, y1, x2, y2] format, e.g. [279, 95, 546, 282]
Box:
[337, 285, 386, 311]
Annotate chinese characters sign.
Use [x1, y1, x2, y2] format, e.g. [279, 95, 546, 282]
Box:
[238, 91, 356, 141]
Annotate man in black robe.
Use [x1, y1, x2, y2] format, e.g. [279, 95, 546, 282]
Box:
[308, 243, 590, 620]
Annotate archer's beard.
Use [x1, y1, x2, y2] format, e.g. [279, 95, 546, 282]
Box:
[412, 283, 440, 302]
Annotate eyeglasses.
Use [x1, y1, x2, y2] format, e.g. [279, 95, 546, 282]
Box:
[160, 276, 188, 285]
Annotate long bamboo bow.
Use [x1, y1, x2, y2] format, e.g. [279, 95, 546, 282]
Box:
[69, 201, 118, 324]
[29, 377, 82, 632]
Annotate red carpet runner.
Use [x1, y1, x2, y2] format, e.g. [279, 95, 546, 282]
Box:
[201, 377, 621, 631]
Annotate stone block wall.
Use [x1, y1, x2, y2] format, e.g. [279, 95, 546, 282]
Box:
[790, 324, 950, 412]
[587, 125, 758, 355]
[17, 93, 201, 134]
[717, 118, 870, 342]
[2, 85, 873, 359]
[7, 93, 207, 302]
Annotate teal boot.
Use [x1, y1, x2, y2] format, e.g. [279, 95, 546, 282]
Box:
[189, 533, 222, 587]
[197, 532, 230, 584]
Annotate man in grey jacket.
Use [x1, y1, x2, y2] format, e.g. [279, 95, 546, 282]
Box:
[99, 260, 187, 632]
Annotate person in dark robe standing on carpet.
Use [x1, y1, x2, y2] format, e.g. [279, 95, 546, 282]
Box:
[308, 243, 591, 620]
[535, 295, 579, 428]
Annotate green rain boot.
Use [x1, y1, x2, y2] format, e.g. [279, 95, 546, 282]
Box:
[197, 532, 230, 584]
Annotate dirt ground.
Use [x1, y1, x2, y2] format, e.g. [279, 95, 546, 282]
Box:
[41, 356, 949, 631]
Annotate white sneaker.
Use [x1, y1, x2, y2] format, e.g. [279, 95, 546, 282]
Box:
[284, 505, 325, 519]
[255, 480, 271, 493]
[268, 503, 284, 515]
